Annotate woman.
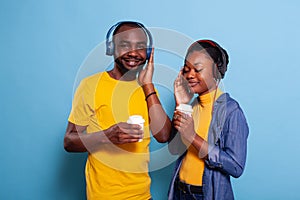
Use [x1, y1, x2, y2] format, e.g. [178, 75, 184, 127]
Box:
[168, 40, 249, 200]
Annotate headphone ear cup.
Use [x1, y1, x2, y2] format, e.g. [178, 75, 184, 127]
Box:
[215, 44, 228, 79]
[217, 51, 227, 79]
[106, 41, 114, 56]
[216, 57, 222, 67]
[146, 47, 152, 60]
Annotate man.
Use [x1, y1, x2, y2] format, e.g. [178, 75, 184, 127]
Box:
[64, 21, 171, 199]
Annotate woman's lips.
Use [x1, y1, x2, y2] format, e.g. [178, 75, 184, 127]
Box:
[188, 81, 199, 87]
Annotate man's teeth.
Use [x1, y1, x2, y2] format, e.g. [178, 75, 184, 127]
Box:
[129, 61, 136, 65]
[126, 60, 139, 66]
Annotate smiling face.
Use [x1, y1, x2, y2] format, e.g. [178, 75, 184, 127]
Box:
[113, 25, 148, 75]
[182, 50, 217, 95]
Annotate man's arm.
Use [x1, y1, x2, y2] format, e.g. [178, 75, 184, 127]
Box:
[64, 121, 144, 153]
[143, 83, 171, 143]
[138, 49, 171, 143]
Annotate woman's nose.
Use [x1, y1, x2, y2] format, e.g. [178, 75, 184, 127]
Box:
[186, 69, 196, 79]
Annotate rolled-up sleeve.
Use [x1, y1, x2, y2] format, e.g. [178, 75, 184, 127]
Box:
[206, 108, 249, 178]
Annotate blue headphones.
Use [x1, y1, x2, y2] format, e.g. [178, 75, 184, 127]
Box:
[105, 21, 153, 60]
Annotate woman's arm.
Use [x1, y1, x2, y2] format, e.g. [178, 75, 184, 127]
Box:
[206, 108, 249, 178]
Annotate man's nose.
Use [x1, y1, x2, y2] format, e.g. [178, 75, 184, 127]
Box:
[127, 46, 139, 57]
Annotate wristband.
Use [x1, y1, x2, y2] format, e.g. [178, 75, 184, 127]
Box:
[145, 91, 157, 101]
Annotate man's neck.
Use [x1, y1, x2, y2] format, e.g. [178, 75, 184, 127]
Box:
[108, 67, 137, 81]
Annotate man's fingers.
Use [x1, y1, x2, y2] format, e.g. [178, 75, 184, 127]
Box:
[145, 47, 154, 74]
[117, 132, 143, 144]
[148, 47, 154, 64]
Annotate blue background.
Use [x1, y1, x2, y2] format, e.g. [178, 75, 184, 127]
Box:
[1, 0, 300, 199]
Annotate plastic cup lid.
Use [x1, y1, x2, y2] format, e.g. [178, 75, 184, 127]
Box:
[176, 104, 193, 113]
[128, 115, 145, 123]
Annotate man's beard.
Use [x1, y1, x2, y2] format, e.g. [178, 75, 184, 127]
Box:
[114, 58, 146, 79]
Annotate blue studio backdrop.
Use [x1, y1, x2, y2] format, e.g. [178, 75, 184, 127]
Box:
[1, 0, 300, 199]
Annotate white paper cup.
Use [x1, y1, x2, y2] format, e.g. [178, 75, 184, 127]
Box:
[127, 115, 145, 142]
[176, 104, 193, 117]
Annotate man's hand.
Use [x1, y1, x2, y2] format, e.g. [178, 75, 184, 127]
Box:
[105, 122, 143, 144]
[138, 48, 154, 86]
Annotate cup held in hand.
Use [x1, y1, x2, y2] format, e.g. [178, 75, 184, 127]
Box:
[127, 115, 145, 142]
[176, 104, 193, 116]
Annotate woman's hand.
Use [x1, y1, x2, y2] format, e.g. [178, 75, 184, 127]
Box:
[174, 70, 193, 104]
[173, 111, 208, 158]
[173, 111, 196, 144]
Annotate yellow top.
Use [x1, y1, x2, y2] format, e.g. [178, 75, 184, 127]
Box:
[68, 72, 151, 200]
[179, 89, 223, 186]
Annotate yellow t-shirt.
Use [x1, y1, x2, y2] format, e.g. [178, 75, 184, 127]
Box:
[68, 72, 151, 200]
[179, 89, 223, 186]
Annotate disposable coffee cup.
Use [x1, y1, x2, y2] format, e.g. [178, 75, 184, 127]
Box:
[127, 115, 145, 142]
[176, 104, 193, 117]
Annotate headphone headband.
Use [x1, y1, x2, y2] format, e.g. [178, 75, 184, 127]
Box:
[105, 21, 153, 60]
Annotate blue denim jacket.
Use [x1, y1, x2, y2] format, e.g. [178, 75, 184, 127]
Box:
[168, 93, 249, 200]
